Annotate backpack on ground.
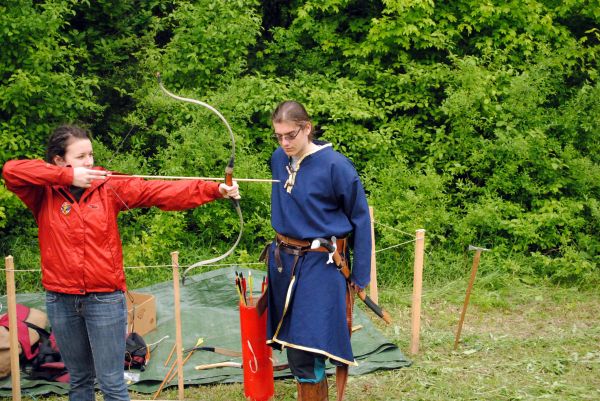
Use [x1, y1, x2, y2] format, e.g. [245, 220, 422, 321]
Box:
[124, 332, 149, 371]
[0, 304, 48, 378]
[26, 327, 69, 383]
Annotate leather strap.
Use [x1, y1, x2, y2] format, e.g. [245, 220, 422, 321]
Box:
[276, 233, 311, 248]
[276, 233, 347, 254]
[345, 282, 354, 334]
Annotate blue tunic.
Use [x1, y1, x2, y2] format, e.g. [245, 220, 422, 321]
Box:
[266, 142, 372, 365]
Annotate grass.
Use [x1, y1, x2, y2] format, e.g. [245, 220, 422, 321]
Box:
[8, 273, 597, 401]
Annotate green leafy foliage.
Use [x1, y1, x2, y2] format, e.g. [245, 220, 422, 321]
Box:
[147, 0, 262, 90]
[0, 1, 102, 161]
[1, 0, 598, 293]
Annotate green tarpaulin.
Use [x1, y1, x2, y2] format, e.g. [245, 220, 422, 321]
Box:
[0, 267, 410, 396]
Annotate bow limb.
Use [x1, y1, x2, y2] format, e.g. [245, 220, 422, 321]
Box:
[182, 200, 242, 277]
[156, 72, 236, 162]
[156, 72, 243, 280]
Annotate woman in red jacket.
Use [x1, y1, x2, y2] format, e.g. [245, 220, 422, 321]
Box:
[2, 124, 240, 401]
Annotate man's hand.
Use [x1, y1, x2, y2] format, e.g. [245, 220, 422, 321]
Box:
[350, 281, 364, 294]
[72, 167, 107, 188]
[219, 181, 241, 200]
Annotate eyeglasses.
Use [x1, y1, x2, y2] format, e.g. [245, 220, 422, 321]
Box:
[273, 127, 302, 143]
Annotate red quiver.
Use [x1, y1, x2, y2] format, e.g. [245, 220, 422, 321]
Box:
[239, 298, 274, 401]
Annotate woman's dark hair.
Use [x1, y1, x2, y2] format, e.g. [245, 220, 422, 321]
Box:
[271, 101, 315, 141]
[45, 125, 92, 164]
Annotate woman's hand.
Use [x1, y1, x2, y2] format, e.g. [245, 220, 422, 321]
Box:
[72, 167, 107, 188]
[218, 181, 241, 199]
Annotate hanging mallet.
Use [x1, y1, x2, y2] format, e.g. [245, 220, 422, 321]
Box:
[454, 245, 490, 350]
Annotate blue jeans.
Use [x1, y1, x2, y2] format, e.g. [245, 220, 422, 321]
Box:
[46, 291, 129, 401]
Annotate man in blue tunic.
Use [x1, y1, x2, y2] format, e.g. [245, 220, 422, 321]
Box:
[265, 101, 372, 401]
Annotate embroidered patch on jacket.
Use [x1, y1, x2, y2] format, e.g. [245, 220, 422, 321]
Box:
[60, 202, 72, 215]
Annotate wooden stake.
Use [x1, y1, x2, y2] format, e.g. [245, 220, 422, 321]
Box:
[164, 338, 203, 385]
[171, 251, 185, 401]
[164, 343, 176, 367]
[5, 256, 21, 401]
[368, 206, 379, 304]
[410, 229, 425, 355]
[165, 352, 194, 385]
[153, 359, 178, 399]
[454, 248, 483, 350]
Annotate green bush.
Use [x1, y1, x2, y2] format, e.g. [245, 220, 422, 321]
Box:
[1, 0, 598, 293]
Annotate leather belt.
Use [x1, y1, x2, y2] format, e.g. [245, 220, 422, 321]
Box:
[274, 233, 348, 275]
[276, 233, 346, 253]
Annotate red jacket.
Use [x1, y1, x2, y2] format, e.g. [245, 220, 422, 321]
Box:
[2, 159, 223, 294]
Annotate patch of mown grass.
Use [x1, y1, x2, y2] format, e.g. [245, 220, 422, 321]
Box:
[10, 275, 600, 401]
[361, 277, 600, 401]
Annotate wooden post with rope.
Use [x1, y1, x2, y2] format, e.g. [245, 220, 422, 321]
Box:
[410, 229, 426, 355]
[171, 251, 185, 401]
[368, 206, 379, 304]
[5, 256, 21, 401]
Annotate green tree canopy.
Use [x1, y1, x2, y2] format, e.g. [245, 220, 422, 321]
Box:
[1, 0, 598, 290]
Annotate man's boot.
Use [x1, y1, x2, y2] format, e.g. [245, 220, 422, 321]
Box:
[297, 378, 329, 401]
